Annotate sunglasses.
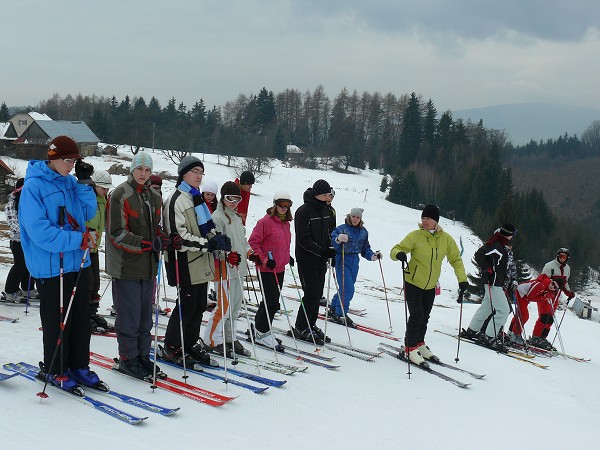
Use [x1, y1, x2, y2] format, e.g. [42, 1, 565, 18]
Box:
[224, 195, 242, 203]
[276, 200, 292, 208]
[62, 158, 78, 164]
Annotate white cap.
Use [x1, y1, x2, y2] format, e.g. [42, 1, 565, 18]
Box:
[273, 191, 291, 202]
[91, 170, 114, 188]
[201, 179, 219, 195]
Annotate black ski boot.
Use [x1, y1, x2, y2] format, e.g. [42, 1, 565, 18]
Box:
[189, 341, 220, 367]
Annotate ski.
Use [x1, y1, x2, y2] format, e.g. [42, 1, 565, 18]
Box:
[17, 362, 179, 416]
[209, 350, 300, 376]
[509, 342, 590, 363]
[89, 353, 233, 406]
[0, 371, 19, 381]
[434, 330, 549, 369]
[152, 357, 269, 394]
[325, 340, 383, 358]
[4, 363, 147, 425]
[317, 314, 400, 340]
[378, 342, 485, 379]
[245, 328, 336, 361]
[0, 315, 19, 323]
[377, 347, 471, 389]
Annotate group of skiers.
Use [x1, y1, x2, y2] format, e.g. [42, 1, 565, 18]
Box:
[3, 135, 577, 393]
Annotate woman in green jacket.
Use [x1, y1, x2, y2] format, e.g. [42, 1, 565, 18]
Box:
[390, 205, 469, 367]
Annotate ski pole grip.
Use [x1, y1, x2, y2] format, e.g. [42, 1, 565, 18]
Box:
[58, 206, 66, 227]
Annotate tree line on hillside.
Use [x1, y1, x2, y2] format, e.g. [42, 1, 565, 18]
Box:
[3, 90, 600, 289]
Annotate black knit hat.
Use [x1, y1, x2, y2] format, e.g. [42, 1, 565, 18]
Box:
[220, 181, 241, 199]
[421, 205, 440, 223]
[312, 179, 331, 196]
[178, 155, 204, 175]
[240, 171, 255, 185]
[499, 223, 516, 237]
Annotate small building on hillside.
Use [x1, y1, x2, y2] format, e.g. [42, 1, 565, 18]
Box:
[0, 122, 18, 141]
[17, 120, 100, 158]
[9, 111, 52, 136]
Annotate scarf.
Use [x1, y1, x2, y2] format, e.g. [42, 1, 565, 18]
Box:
[179, 180, 216, 238]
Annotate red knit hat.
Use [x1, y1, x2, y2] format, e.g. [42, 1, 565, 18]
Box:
[47, 135, 81, 160]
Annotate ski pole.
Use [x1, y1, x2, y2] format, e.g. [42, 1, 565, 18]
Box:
[173, 250, 188, 381]
[236, 267, 261, 372]
[455, 287, 465, 362]
[331, 264, 353, 346]
[273, 267, 302, 353]
[551, 301, 569, 348]
[401, 261, 411, 378]
[58, 206, 66, 378]
[321, 260, 333, 354]
[378, 256, 393, 332]
[151, 251, 163, 390]
[25, 275, 32, 316]
[216, 252, 230, 383]
[38, 247, 89, 398]
[254, 260, 280, 359]
[548, 293, 566, 357]
[511, 291, 530, 352]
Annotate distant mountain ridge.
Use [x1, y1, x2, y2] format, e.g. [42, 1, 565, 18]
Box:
[453, 102, 600, 146]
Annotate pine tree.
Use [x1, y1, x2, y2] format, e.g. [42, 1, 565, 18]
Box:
[272, 127, 286, 160]
[380, 175, 389, 192]
[0, 102, 9, 121]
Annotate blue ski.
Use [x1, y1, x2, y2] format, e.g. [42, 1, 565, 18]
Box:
[17, 362, 179, 416]
[4, 363, 147, 425]
[0, 372, 18, 381]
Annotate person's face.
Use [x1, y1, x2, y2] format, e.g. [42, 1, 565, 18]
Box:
[49, 158, 77, 176]
[240, 183, 253, 192]
[558, 253, 568, 263]
[549, 281, 559, 291]
[183, 167, 204, 188]
[132, 166, 151, 185]
[421, 216, 437, 230]
[203, 192, 216, 203]
[224, 195, 242, 211]
[95, 186, 109, 197]
[350, 215, 361, 226]
[275, 200, 292, 215]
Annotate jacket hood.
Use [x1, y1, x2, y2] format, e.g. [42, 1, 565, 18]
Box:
[25, 160, 70, 185]
[303, 187, 327, 208]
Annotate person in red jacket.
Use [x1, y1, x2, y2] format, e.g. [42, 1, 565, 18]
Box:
[234, 171, 254, 225]
[247, 191, 293, 349]
[507, 274, 560, 347]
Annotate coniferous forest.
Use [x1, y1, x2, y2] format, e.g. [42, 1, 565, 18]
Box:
[3, 87, 600, 290]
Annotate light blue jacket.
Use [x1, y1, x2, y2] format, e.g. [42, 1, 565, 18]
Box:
[19, 160, 96, 278]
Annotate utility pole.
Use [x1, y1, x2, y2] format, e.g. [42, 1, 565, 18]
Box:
[152, 123, 156, 152]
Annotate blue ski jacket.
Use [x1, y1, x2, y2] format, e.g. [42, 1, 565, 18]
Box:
[19, 160, 96, 279]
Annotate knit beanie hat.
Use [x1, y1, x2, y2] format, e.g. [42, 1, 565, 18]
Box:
[130, 151, 153, 173]
[350, 207, 364, 218]
[178, 155, 204, 175]
[421, 204, 440, 223]
[312, 179, 331, 196]
[240, 171, 255, 185]
[499, 223, 516, 237]
[201, 180, 218, 195]
[47, 135, 81, 160]
[150, 174, 162, 187]
[220, 181, 241, 199]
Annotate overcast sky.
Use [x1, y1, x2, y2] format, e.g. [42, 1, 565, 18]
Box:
[3, 0, 600, 112]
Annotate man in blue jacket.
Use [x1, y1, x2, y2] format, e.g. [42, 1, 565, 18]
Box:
[20, 135, 105, 393]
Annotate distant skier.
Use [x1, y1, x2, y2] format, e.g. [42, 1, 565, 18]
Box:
[461, 224, 516, 352]
[329, 207, 380, 327]
[390, 205, 468, 366]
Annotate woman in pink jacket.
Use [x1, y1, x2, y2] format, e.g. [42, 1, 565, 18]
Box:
[248, 191, 293, 349]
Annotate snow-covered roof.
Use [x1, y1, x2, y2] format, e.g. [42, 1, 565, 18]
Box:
[0, 122, 15, 140]
[28, 112, 52, 121]
[35, 120, 99, 143]
[286, 144, 303, 154]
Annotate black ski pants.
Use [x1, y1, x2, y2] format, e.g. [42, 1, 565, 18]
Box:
[6, 240, 32, 294]
[404, 281, 436, 349]
[164, 283, 208, 350]
[255, 271, 284, 333]
[294, 259, 327, 331]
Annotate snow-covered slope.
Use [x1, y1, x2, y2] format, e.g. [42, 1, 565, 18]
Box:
[1, 150, 598, 450]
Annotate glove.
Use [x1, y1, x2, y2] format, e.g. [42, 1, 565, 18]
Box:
[289, 256, 295, 267]
[189, 187, 204, 207]
[75, 160, 94, 184]
[266, 259, 276, 270]
[512, 280, 518, 289]
[324, 247, 337, 259]
[152, 233, 171, 252]
[80, 227, 98, 250]
[371, 251, 382, 261]
[248, 253, 262, 265]
[395, 252, 407, 262]
[208, 234, 232, 252]
[459, 281, 469, 292]
[336, 234, 349, 243]
[141, 240, 153, 252]
[227, 251, 241, 267]
[170, 233, 183, 251]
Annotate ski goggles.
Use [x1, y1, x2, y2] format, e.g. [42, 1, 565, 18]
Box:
[275, 200, 293, 208]
[224, 195, 242, 203]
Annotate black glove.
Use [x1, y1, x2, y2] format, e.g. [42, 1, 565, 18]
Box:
[395, 252, 407, 262]
[75, 159, 94, 184]
[459, 281, 469, 292]
[289, 256, 295, 267]
[324, 247, 337, 259]
[189, 187, 204, 207]
[152, 233, 171, 252]
[170, 233, 183, 251]
[248, 253, 262, 265]
[208, 234, 232, 252]
[227, 251, 241, 267]
[266, 259, 276, 270]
